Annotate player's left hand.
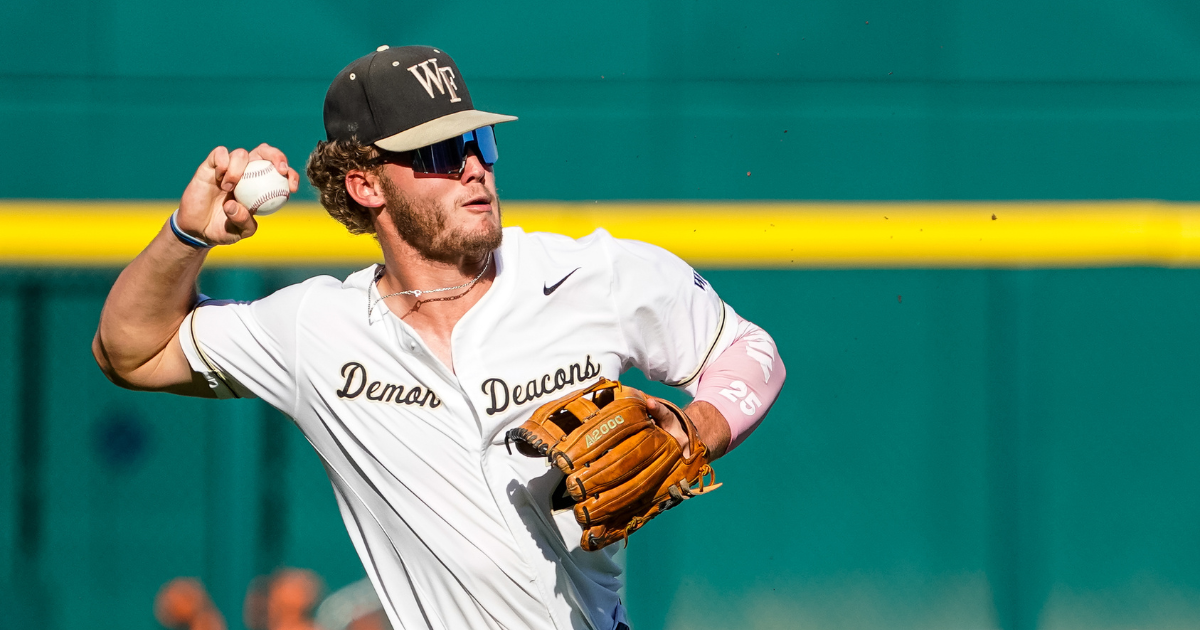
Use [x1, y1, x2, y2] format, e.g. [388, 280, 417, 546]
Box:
[648, 398, 731, 460]
[646, 397, 691, 456]
[506, 378, 722, 551]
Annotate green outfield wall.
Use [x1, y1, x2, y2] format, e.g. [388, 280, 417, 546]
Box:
[4, 1, 1200, 629]
[5, 0, 1200, 202]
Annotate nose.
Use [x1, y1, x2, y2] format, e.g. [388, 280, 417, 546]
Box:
[459, 145, 489, 184]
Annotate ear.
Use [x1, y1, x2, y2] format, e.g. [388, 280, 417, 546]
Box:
[345, 169, 387, 209]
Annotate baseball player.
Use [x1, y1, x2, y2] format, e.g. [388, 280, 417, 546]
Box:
[93, 45, 786, 630]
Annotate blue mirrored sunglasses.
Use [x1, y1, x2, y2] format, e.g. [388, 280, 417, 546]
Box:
[408, 125, 499, 175]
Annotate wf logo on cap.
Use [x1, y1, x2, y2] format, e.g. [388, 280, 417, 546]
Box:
[407, 58, 462, 103]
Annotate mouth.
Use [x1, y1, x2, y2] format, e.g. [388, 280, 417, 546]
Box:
[460, 191, 494, 213]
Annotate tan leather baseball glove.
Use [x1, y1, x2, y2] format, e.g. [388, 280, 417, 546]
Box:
[505, 377, 721, 551]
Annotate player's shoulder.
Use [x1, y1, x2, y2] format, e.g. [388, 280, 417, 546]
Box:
[507, 226, 683, 268]
[244, 267, 372, 316]
[508, 226, 607, 256]
[262, 273, 343, 301]
[503, 227, 713, 303]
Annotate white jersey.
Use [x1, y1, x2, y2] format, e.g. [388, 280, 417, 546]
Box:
[178, 226, 738, 630]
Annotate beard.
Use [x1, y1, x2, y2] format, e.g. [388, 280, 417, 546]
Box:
[379, 176, 503, 264]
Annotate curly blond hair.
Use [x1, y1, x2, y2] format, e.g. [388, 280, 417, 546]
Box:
[306, 139, 382, 235]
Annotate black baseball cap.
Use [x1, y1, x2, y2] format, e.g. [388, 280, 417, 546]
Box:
[323, 45, 517, 152]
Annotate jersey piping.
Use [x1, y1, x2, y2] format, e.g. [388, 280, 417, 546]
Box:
[663, 298, 727, 388]
[190, 298, 241, 398]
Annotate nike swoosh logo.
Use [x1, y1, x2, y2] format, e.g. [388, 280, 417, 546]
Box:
[543, 268, 581, 296]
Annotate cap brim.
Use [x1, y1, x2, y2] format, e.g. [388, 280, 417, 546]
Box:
[373, 109, 518, 152]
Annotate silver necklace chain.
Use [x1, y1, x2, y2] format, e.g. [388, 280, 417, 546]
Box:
[368, 252, 492, 319]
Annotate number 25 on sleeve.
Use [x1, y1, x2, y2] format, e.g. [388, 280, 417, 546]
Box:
[718, 381, 762, 416]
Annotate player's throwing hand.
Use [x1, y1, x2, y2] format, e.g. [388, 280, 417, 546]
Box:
[176, 143, 299, 247]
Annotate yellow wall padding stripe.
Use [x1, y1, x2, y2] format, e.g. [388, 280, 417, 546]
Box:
[4, 200, 1200, 268]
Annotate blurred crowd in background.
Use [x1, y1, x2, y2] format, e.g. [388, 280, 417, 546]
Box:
[154, 570, 390, 630]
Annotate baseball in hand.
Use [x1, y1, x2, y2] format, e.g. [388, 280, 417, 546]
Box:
[233, 160, 290, 216]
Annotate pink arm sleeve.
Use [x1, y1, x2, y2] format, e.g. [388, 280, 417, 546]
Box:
[693, 314, 786, 452]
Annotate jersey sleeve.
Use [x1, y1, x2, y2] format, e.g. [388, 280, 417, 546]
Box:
[603, 233, 739, 393]
[177, 278, 317, 414]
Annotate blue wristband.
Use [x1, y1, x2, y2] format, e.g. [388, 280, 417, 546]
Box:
[170, 209, 213, 249]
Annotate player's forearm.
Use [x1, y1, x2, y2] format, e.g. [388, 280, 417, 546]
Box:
[93, 221, 208, 386]
[684, 400, 732, 460]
